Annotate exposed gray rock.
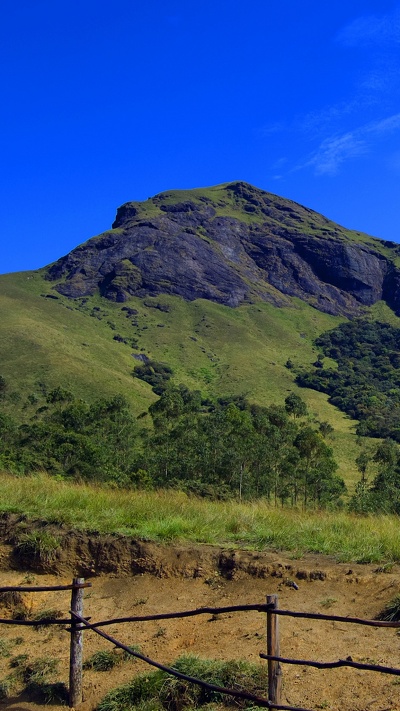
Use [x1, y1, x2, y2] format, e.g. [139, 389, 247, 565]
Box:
[45, 182, 400, 316]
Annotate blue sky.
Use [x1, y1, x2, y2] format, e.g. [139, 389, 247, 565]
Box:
[2, 0, 400, 273]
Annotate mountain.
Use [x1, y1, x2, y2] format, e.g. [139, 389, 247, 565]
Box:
[2, 181, 400, 487]
[46, 181, 400, 317]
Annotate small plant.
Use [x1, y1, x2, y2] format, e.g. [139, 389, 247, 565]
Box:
[0, 673, 20, 699]
[133, 597, 148, 606]
[19, 573, 36, 584]
[0, 590, 24, 610]
[26, 680, 68, 704]
[0, 640, 11, 658]
[122, 644, 141, 661]
[23, 656, 59, 684]
[376, 594, 400, 622]
[374, 562, 394, 573]
[32, 608, 64, 630]
[153, 627, 166, 638]
[12, 605, 31, 621]
[1, 653, 65, 703]
[83, 649, 122, 672]
[15, 530, 60, 565]
[319, 597, 337, 609]
[10, 653, 29, 668]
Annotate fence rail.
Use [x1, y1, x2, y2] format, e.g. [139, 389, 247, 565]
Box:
[0, 582, 91, 592]
[72, 610, 311, 711]
[0, 578, 399, 711]
[260, 653, 400, 676]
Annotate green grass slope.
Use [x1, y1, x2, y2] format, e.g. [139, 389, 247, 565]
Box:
[0, 267, 364, 486]
[0, 271, 156, 416]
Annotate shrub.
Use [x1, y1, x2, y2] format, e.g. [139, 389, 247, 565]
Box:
[0, 591, 24, 610]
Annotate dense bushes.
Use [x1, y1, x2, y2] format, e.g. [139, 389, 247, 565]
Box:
[296, 319, 400, 440]
[0, 388, 140, 485]
[294, 318, 400, 514]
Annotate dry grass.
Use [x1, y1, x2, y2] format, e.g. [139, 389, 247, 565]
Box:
[1, 472, 400, 563]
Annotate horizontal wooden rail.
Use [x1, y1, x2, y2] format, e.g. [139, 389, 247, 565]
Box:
[271, 608, 400, 628]
[0, 583, 91, 592]
[75, 603, 400, 631]
[71, 611, 314, 711]
[82, 602, 271, 629]
[0, 617, 73, 626]
[260, 654, 400, 676]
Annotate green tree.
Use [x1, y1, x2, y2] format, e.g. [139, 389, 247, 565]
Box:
[285, 393, 308, 420]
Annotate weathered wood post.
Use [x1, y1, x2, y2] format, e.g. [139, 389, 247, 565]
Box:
[266, 594, 282, 708]
[69, 577, 84, 708]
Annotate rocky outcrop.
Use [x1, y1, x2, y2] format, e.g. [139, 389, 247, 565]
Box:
[45, 182, 400, 316]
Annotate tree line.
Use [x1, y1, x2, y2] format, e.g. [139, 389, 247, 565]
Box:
[0, 379, 344, 508]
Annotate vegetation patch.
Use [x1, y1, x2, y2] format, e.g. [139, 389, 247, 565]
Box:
[0, 376, 344, 507]
[296, 319, 400, 441]
[133, 359, 174, 394]
[15, 530, 61, 566]
[97, 655, 268, 711]
[0, 654, 67, 703]
[375, 594, 400, 622]
[2, 474, 400, 562]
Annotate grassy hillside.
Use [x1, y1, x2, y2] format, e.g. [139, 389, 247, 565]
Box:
[0, 267, 367, 487]
[0, 271, 156, 415]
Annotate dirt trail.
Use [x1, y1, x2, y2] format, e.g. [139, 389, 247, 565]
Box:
[0, 517, 399, 711]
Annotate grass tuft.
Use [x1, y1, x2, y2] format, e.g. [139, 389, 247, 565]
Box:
[83, 650, 123, 672]
[15, 530, 60, 565]
[376, 594, 400, 622]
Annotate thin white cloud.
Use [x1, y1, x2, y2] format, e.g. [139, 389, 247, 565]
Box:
[336, 8, 400, 47]
[364, 113, 400, 134]
[263, 8, 400, 181]
[306, 133, 366, 176]
[301, 112, 400, 176]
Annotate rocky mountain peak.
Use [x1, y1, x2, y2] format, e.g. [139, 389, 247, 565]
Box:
[45, 182, 400, 316]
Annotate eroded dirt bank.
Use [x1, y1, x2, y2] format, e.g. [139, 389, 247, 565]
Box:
[0, 514, 400, 711]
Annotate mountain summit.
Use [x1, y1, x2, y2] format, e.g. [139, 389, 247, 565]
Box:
[46, 181, 400, 317]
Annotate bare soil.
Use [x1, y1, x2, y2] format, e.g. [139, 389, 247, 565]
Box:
[0, 518, 399, 711]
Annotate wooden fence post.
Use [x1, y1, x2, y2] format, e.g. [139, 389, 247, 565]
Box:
[266, 594, 282, 708]
[69, 577, 84, 708]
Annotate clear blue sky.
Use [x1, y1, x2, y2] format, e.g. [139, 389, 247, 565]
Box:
[2, 0, 400, 274]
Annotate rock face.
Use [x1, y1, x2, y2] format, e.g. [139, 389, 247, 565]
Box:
[46, 182, 400, 316]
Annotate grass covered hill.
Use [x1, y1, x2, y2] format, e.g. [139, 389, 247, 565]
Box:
[2, 181, 400, 490]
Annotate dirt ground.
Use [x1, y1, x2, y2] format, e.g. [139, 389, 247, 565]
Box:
[0, 530, 400, 711]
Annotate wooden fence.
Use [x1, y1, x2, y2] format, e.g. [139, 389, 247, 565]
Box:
[1, 580, 400, 711]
